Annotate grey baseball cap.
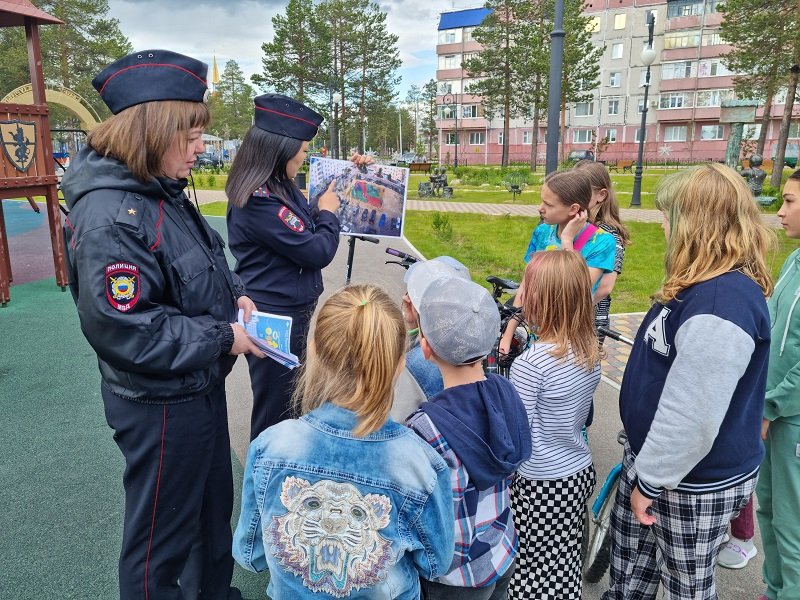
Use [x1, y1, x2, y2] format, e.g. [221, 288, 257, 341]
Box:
[418, 277, 500, 365]
[405, 256, 471, 308]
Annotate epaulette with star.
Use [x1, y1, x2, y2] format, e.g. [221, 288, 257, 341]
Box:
[253, 184, 271, 198]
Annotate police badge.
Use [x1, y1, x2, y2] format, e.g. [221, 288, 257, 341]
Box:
[105, 262, 141, 312]
[0, 120, 37, 172]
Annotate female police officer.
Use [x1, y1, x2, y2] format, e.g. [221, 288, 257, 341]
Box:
[226, 94, 371, 440]
[62, 50, 260, 600]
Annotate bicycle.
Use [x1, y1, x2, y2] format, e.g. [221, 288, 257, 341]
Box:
[582, 325, 635, 583]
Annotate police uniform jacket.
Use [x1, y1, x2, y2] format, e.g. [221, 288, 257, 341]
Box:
[62, 147, 240, 403]
[226, 185, 340, 312]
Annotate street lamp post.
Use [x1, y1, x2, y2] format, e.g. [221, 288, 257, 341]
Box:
[442, 91, 459, 170]
[631, 13, 657, 207]
[332, 92, 342, 159]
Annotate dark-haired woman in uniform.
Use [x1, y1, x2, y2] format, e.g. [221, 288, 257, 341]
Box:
[226, 94, 372, 440]
[62, 50, 261, 599]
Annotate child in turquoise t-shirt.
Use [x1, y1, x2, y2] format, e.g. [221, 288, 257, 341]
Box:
[500, 170, 615, 356]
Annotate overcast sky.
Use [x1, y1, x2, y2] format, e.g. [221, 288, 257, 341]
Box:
[107, 0, 481, 98]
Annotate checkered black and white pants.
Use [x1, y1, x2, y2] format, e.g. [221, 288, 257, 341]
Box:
[603, 445, 756, 600]
[508, 465, 596, 600]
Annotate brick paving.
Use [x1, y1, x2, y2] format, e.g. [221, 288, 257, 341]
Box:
[602, 313, 646, 388]
[195, 190, 780, 227]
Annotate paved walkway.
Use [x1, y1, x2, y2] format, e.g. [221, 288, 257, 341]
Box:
[194, 189, 781, 227]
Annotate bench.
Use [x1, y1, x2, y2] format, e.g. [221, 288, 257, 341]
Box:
[609, 160, 634, 173]
[408, 162, 432, 174]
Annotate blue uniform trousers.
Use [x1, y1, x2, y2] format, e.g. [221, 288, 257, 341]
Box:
[246, 304, 313, 441]
[102, 383, 236, 600]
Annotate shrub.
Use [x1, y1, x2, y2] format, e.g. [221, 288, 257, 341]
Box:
[207, 174, 217, 189]
[194, 174, 206, 188]
[431, 211, 453, 241]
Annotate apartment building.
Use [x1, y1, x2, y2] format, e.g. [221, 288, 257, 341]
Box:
[435, 1, 796, 165]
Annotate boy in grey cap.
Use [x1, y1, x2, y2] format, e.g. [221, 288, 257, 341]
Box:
[406, 278, 531, 599]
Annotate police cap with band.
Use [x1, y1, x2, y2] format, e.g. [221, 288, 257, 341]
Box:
[93, 50, 209, 115]
[253, 94, 324, 141]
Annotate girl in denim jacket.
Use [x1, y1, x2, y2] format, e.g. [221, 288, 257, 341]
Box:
[233, 284, 455, 599]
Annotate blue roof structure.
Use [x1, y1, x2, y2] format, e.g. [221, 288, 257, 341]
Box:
[438, 7, 492, 31]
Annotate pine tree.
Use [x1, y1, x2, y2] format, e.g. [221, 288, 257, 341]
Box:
[209, 60, 255, 141]
[421, 79, 439, 159]
[251, 0, 330, 104]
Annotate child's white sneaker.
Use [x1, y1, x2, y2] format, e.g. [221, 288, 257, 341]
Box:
[717, 537, 757, 569]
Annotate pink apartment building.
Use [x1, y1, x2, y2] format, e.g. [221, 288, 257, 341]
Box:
[435, 2, 799, 165]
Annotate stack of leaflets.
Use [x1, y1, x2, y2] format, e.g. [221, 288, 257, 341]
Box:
[237, 309, 300, 369]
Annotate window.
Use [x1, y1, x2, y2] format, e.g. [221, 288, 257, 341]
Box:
[611, 43, 624, 59]
[438, 29, 459, 44]
[462, 105, 478, 119]
[462, 52, 478, 65]
[664, 125, 688, 142]
[575, 102, 594, 116]
[445, 132, 457, 145]
[573, 129, 593, 143]
[788, 122, 800, 138]
[698, 59, 732, 77]
[523, 130, 533, 144]
[705, 0, 722, 13]
[464, 27, 475, 42]
[440, 80, 461, 94]
[609, 72, 621, 87]
[664, 31, 701, 49]
[662, 60, 696, 79]
[700, 125, 725, 140]
[696, 89, 732, 107]
[638, 99, 645, 113]
[743, 124, 762, 140]
[639, 70, 651, 87]
[469, 132, 485, 145]
[614, 13, 626, 29]
[606, 128, 617, 143]
[646, 9, 658, 25]
[608, 99, 620, 115]
[438, 54, 459, 69]
[438, 104, 457, 119]
[667, 0, 704, 18]
[659, 92, 690, 109]
[497, 132, 504, 145]
[702, 32, 724, 46]
[586, 16, 601, 32]
[635, 128, 647, 142]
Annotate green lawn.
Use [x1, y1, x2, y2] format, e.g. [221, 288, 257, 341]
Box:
[198, 203, 799, 314]
[402, 211, 800, 314]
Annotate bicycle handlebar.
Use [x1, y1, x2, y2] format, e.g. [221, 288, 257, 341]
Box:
[385, 247, 420, 263]
[597, 326, 635, 347]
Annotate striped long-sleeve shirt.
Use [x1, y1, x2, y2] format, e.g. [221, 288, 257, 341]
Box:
[510, 343, 600, 480]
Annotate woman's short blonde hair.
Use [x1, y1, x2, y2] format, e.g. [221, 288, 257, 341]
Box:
[293, 284, 405, 437]
[654, 163, 775, 302]
[87, 100, 210, 182]
[521, 250, 601, 370]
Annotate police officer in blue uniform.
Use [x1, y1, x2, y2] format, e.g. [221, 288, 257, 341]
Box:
[226, 94, 371, 440]
[62, 50, 261, 600]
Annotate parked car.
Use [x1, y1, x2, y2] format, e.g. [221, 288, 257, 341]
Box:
[393, 152, 425, 165]
[378, 213, 387, 228]
[567, 150, 595, 163]
[195, 152, 223, 169]
[361, 208, 369, 222]
[369, 209, 377, 224]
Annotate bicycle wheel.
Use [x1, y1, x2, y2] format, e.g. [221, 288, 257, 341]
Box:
[583, 479, 618, 583]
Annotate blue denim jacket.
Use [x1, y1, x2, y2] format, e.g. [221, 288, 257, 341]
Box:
[233, 402, 455, 599]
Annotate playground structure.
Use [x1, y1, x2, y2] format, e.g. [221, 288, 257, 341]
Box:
[0, 1, 66, 306]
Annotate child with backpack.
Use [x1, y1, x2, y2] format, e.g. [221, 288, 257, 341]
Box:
[573, 160, 630, 345]
[406, 268, 532, 600]
[499, 169, 616, 356]
[233, 284, 455, 599]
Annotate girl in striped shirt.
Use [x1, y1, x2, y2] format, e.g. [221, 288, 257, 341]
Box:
[508, 250, 602, 600]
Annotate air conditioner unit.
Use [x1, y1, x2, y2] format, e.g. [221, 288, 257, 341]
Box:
[650, 100, 658, 108]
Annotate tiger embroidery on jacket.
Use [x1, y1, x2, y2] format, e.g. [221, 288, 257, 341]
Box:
[267, 476, 394, 597]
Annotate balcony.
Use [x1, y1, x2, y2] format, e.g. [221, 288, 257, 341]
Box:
[662, 47, 700, 61]
[699, 44, 732, 59]
[437, 40, 482, 55]
[666, 15, 701, 31]
[436, 68, 464, 81]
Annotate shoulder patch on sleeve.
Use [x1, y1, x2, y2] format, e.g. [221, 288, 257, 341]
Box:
[277, 206, 306, 233]
[106, 262, 141, 312]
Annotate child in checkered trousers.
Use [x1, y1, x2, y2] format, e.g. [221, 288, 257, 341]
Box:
[507, 249, 603, 599]
[603, 164, 774, 600]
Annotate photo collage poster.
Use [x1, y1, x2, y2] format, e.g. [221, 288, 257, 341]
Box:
[308, 157, 409, 238]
